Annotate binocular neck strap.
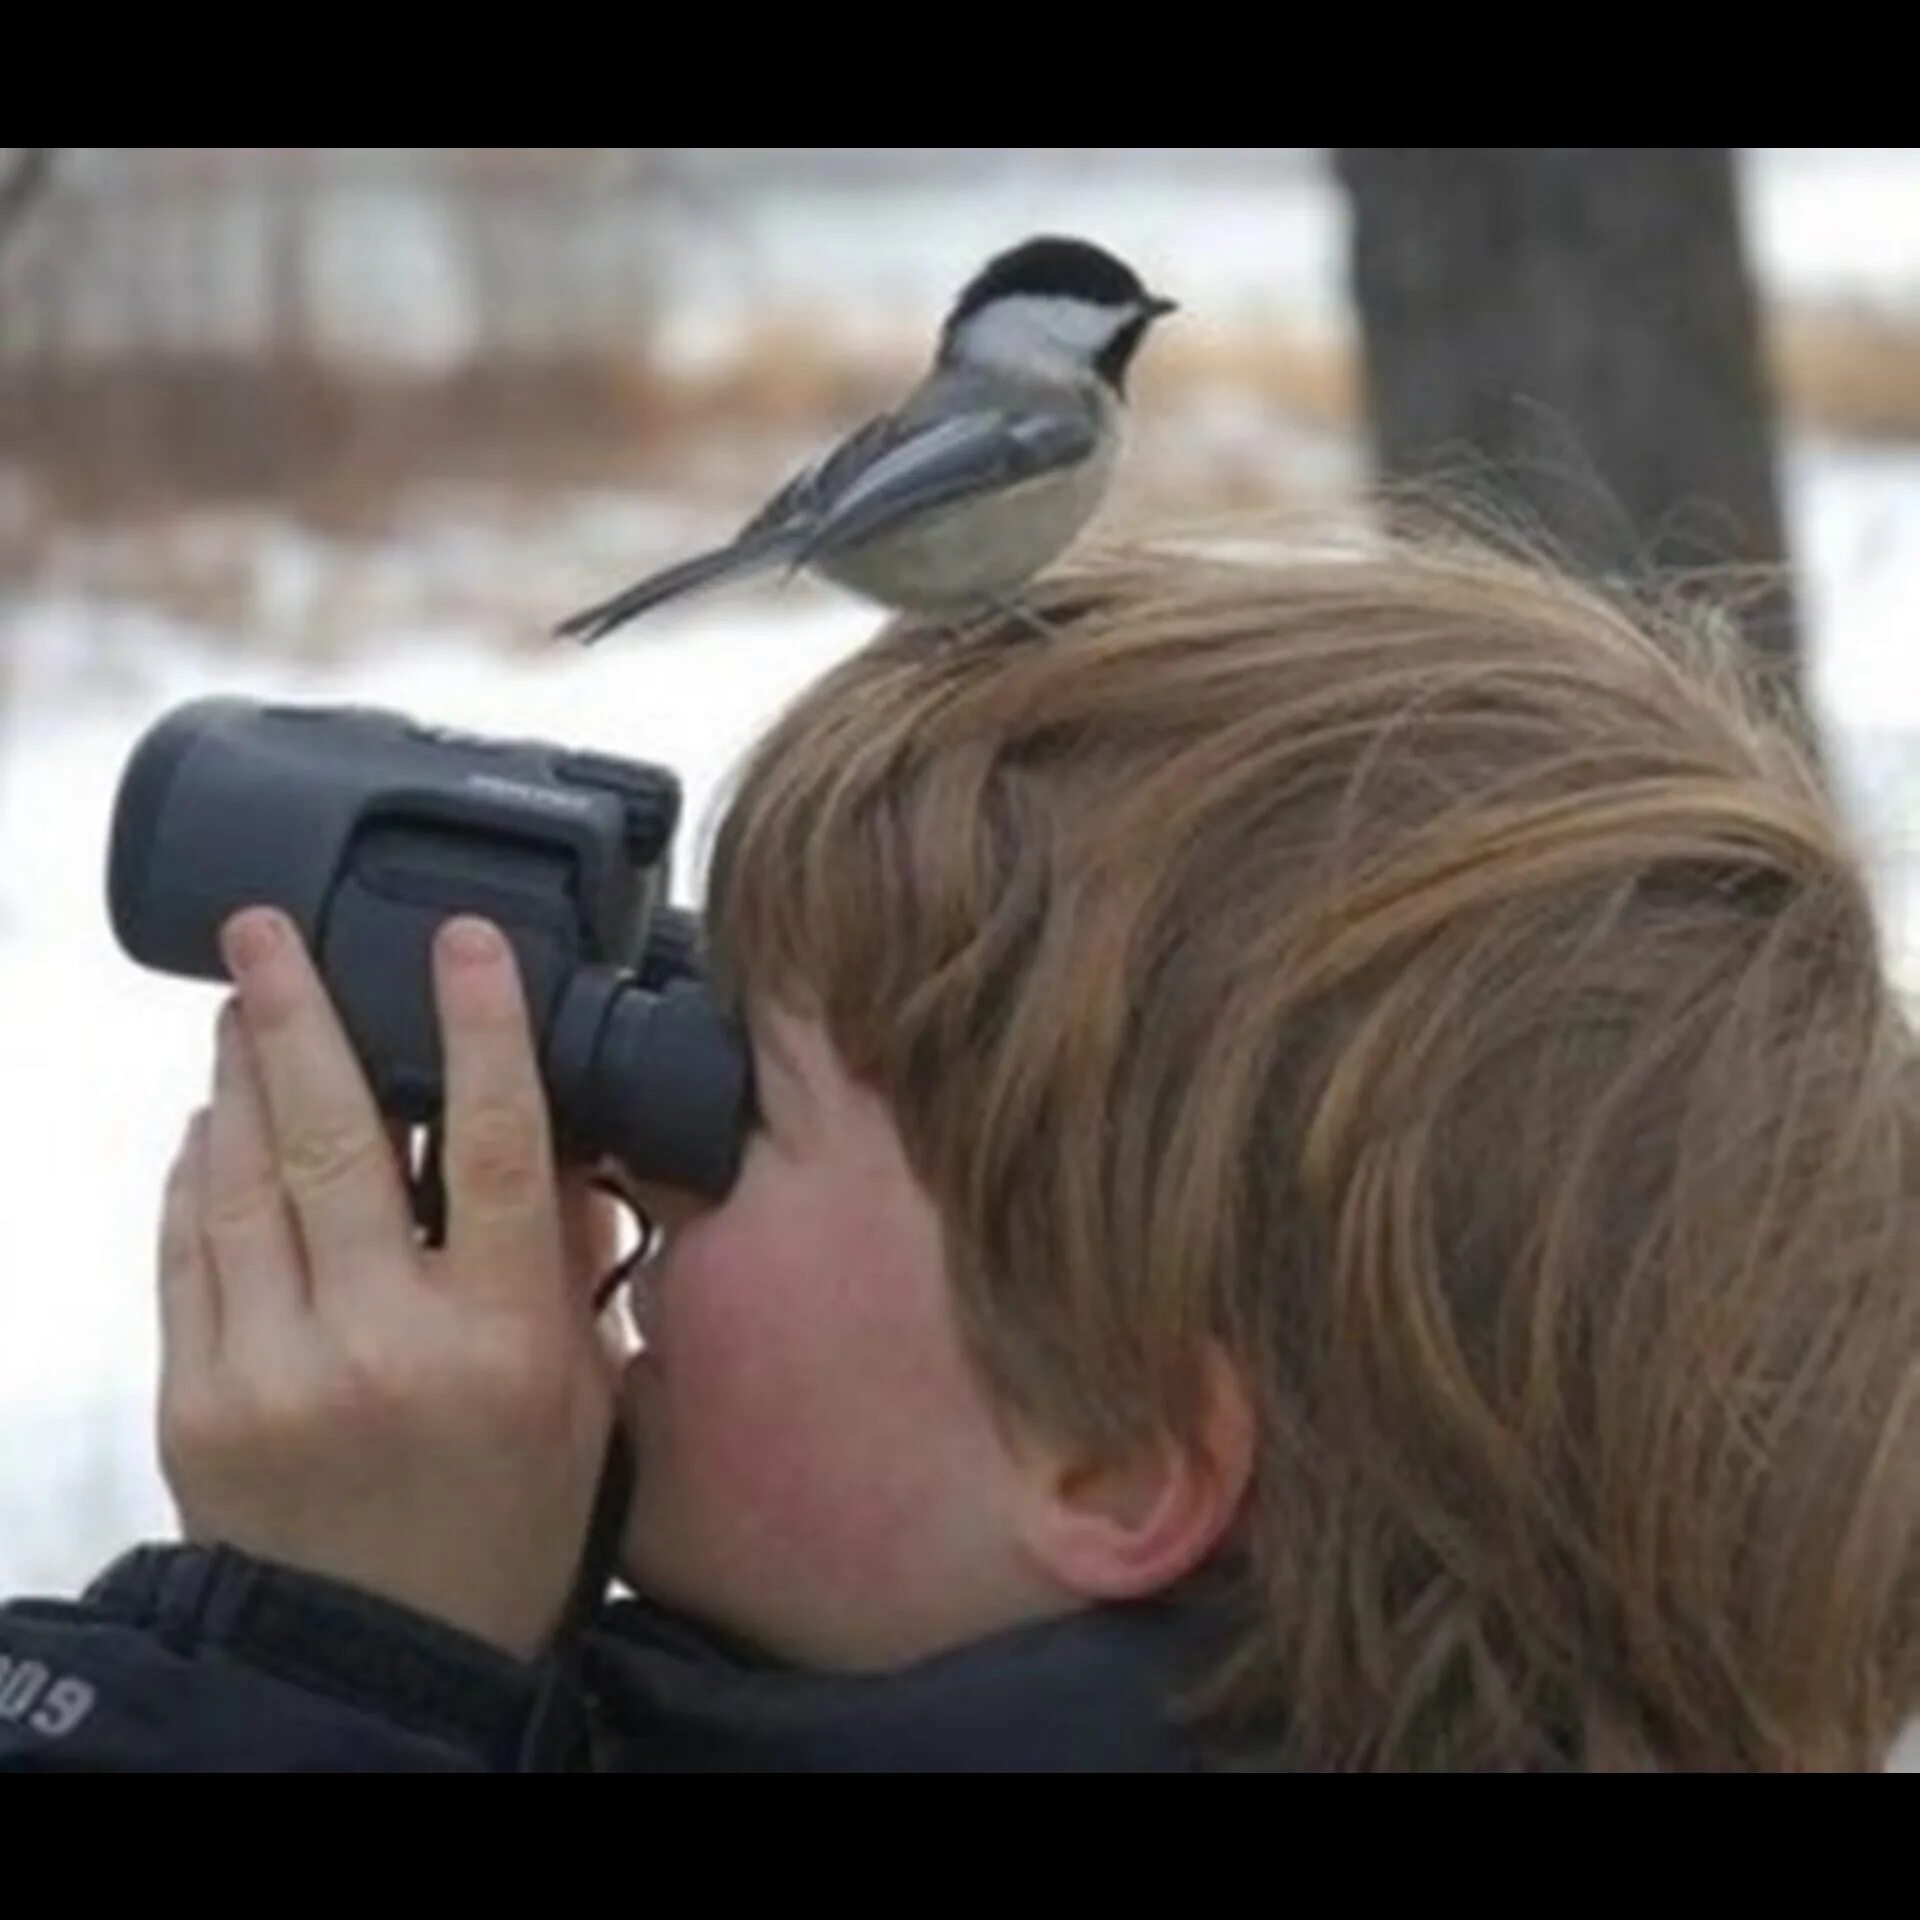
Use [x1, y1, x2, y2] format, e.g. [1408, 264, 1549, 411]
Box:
[515, 1426, 635, 1772]
[401, 1128, 639, 1768]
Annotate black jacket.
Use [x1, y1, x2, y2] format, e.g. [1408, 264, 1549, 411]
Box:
[0, 1544, 1210, 1771]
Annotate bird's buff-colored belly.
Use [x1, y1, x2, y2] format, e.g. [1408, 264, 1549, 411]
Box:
[818, 449, 1114, 613]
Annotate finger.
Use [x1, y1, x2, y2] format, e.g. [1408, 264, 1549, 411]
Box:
[157, 1108, 220, 1380]
[434, 917, 564, 1306]
[220, 907, 413, 1303]
[202, 996, 311, 1339]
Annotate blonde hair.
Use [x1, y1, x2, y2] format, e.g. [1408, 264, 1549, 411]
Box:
[704, 530, 1920, 1770]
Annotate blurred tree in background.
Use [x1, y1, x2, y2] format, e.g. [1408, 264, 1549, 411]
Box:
[1336, 148, 1800, 693]
[0, 150, 55, 265]
[0, 150, 687, 520]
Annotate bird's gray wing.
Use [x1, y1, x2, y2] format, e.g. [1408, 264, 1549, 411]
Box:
[555, 405, 992, 642]
[733, 411, 910, 545]
[803, 406, 1098, 562]
[743, 396, 1099, 565]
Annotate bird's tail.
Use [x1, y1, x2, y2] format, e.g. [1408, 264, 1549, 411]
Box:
[555, 535, 792, 645]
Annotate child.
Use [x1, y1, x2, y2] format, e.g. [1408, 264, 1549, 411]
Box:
[6, 532, 1915, 1770]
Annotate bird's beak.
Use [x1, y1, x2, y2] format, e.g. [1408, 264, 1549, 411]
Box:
[1143, 294, 1179, 320]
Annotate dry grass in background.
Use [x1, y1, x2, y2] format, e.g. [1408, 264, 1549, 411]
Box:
[6, 303, 1920, 658]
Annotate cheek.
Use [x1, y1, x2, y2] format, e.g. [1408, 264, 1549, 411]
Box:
[627, 1208, 854, 1551]
[626, 1177, 998, 1586]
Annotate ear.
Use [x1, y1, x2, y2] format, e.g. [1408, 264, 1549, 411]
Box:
[1016, 1345, 1256, 1604]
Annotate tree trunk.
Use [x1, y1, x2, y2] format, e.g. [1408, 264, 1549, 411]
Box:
[1334, 148, 1799, 688]
[0, 149, 54, 268]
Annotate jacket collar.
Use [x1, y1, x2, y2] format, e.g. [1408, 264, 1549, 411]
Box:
[581, 1594, 1215, 1772]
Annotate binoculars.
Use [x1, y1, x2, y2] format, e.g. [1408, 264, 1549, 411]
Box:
[107, 698, 752, 1207]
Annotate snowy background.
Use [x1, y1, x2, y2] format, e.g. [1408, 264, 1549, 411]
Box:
[3, 149, 1917, 1764]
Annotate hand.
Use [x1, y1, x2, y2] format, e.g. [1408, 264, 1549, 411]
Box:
[157, 907, 622, 1659]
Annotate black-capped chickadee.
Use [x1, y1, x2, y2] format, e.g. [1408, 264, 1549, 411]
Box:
[555, 235, 1176, 642]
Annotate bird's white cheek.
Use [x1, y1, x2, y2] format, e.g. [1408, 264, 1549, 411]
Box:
[951, 294, 1133, 370]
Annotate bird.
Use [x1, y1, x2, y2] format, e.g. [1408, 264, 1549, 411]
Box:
[554, 235, 1177, 643]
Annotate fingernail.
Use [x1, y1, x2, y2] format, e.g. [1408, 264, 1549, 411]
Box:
[221, 909, 283, 976]
[440, 917, 504, 966]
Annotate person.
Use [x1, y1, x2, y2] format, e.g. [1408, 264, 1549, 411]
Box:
[5, 529, 1917, 1771]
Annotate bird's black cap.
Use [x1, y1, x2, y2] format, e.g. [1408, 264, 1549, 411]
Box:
[943, 235, 1171, 334]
